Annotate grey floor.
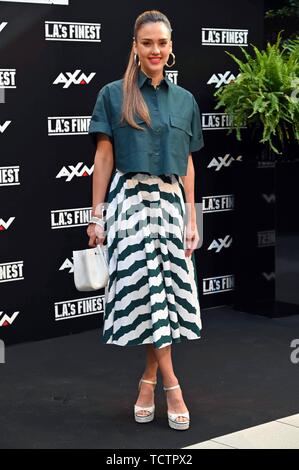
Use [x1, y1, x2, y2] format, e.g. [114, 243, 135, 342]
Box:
[0, 306, 299, 449]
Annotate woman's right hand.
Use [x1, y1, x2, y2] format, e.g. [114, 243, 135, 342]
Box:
[87, 223, 106, 247]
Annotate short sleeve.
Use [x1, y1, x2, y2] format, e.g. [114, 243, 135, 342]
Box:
[189, 95, 204, 153]
[88, 85, 113, 147]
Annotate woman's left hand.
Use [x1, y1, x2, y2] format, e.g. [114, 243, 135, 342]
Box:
[184, 222, 200, 257]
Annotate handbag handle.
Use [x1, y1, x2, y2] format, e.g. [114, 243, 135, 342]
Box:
[96, 243, 108, 268]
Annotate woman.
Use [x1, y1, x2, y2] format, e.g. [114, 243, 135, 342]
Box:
[87, 10, 204, 431]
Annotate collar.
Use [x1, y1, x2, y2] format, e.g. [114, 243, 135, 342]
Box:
[137, 67, 170, 89]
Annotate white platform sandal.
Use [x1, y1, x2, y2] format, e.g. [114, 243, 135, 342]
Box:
[163, 384, 190, 430]
[134, 378, 157, 423]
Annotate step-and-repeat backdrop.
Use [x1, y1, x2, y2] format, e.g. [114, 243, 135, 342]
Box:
[0, 0, 265, 345]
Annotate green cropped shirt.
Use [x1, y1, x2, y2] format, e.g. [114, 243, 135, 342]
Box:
[88, 68, 204, 176]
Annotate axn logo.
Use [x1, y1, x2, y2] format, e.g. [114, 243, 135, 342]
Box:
[0, 217, 15, 231]
[207, 71, 241, 88]
[53, 70, 96, 89]
[56, 162, 94, 181]
[0, 311, 19, 327]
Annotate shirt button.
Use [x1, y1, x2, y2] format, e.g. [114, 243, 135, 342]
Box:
[155, 128, 161, 133]
[154, 152, 159, 156]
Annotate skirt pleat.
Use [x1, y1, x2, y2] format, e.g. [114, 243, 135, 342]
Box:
[103, 169, 202, 349]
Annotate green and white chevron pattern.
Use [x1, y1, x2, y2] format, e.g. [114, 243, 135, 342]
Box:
[103, 170, 202, 349]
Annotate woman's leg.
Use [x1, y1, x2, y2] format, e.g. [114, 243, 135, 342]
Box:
[152, 344, 189, 422]
[135, 344, 159, 415]
[143, 344, 159, 380]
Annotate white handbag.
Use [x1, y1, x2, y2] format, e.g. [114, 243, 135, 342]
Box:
[73, 244, 109, 291]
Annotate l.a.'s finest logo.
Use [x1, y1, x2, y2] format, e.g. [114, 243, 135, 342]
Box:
[202, 113, 247, 130]
[1, 1, 68, 3]
[0, 311, 19, 327]
[54, 295, 104, 321]
[53, 70, 96, 88]
[203, 274, 235, 294]
[0, 69, 16, 88]
[165, 70, 178, 85]
[207, 71, 240, 88]
[0, 166, 20, 186]
[0, 261, 24, 283]
[258, 160, 275, 169]
[0, 217, 15, 231]
[258, 230, 275, 247]
[48, 116, 90, 136]
[51, 207, 92, 229]
[202, 194, 234, 213]
[202, 28, 248, 46]
[45, 21, 101, 42]
[56, 163, 93, 181]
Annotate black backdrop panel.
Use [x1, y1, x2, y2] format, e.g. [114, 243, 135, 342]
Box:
[0, 0, 264, 345]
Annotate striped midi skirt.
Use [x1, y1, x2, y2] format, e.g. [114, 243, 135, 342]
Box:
[103, 169, 202, 349]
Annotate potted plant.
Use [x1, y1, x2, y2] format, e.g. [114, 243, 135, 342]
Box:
[214, 32, 299, 158]
[213, 32, 299, 317]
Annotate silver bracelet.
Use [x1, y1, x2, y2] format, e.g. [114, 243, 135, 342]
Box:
[89, 215, 105, 227]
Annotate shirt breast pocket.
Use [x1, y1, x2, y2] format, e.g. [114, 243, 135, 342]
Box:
[169, 114, 192, 157]
[111, 117, 147, 159]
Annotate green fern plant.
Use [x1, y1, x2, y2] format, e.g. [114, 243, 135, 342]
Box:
[214, 33, 299, 154]
[283, 35, 299, 60]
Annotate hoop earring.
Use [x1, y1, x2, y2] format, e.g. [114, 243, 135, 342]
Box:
[166, 52, 176, 68]
[134, 53, 140, 67]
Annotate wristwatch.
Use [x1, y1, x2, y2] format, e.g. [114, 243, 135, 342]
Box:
[89, 215, 105, 227]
